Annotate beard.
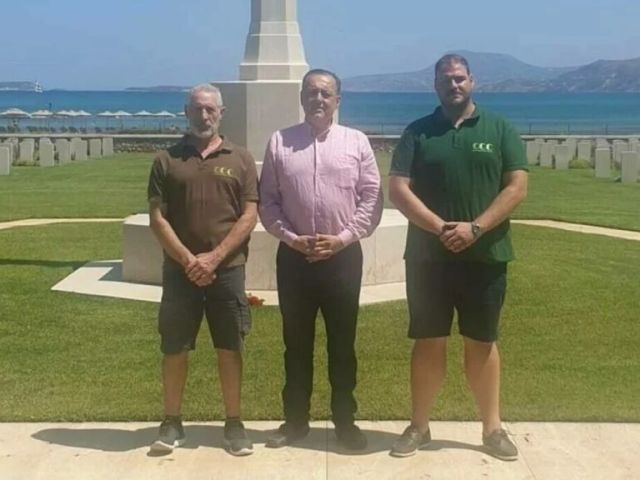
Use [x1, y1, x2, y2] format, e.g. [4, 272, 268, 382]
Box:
[189, 121, 218, 140]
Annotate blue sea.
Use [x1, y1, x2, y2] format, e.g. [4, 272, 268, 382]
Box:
[1, 90, 640, 135]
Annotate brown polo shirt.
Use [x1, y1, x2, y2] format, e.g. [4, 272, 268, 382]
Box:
[147, 135, 259, 268]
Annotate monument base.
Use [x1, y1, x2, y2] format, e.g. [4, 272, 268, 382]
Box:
[122, 210, 408, 290]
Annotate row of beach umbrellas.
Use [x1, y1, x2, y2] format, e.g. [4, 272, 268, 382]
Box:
[0, 108, 185, 119]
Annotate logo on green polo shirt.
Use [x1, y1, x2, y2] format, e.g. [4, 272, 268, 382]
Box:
[472, 142, 494, 153]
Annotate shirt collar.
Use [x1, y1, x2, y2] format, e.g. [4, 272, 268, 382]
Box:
[434, 104, 481, 127]
[178, 134, 233, 156]
[303, 119, 335, 140]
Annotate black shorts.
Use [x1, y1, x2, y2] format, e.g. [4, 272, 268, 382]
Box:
[406, 261, 507, 342]
[158, 261, 251, 354]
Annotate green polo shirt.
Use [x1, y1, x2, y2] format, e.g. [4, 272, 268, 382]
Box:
[390, 105, 527, 263]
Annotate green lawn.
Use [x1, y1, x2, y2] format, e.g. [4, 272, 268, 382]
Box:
[1, 152, 639, 421]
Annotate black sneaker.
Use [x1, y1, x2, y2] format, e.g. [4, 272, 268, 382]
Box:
[224, 419, 254, 456]
[390, 424, 431, 457]
[150, 417, 186, 454]
[482, 428, 518, 461]
[265, 422, 310, 448]
[335, 424, 368, 451]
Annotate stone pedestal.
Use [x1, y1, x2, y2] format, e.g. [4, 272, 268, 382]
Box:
[0, 145, 10, 175]
[89, 139, 102, 158]
[540, 143, 553, 167]
[55, 139, 71, 164]
[122, 210, 408, 289]
[595, 148, 611, 179]
[554, 144, 571, 170]
[102, 137, 114, 156]
[526, 141, 540, 165]
[621, 151, 639, 184]
[38, 142, 55, 167]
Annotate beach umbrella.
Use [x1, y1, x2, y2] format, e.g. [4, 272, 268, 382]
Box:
[75, 110, 92, 117]
[31, 109, 54, 118]
[153, 110, 177, 132]
[0, 108, 31, 130]
[0, 108, 31, 118]
[112, 110, 132, 131]
[133, 110, 154, 117]
[96, 111, 117, 129]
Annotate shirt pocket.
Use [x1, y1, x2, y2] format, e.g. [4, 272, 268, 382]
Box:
[321, 155, 359, 189]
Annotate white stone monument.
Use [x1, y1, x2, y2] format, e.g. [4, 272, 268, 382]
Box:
[526, 141, 540, 165]
[595, 147, 611, 179]
[39, 142, 55, 167]
[89, 138, 102, 158]
[620, 151, 639, 184]
[576, 140, 591, 163]
[540, 142, 553, 167]
[0, 145, 10, 175]
[213, 0, 308, 164]
[554, 144, 571, 170]
[55, 139, 71, 164]
[102, 137, 114, 156]
[70, 138, 82, 160]
[19, 139, 35, 163]
[75, 140, 88, 161]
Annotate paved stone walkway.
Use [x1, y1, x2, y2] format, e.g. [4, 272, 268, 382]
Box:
[1, 421, 639, 480]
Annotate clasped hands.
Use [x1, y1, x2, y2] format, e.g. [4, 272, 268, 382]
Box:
[439, 222, 477, 253]
[184, 251, 222, 287]
[292, 234, 344, 262]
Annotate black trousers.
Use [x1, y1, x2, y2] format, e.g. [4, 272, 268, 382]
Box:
[276, 241, 363, 427]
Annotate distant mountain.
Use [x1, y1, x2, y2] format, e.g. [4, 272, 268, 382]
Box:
[125, 86, 189, 92]
[542, 57, 640, 92]
[343, 51, 574, 92]
[0, 81, 40, 91]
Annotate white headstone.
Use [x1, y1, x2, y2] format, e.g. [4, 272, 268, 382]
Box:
[0, 145, 10, 175]
[102, 137, 114, 156]
[540, 142, 553, 167]
[89, 138, 102, 158]
[564, 138, 577, 159]
[39, 142, 55, 167]
[576, 141, 592, 163]
[554, 144, 571, 170]
[56, 139, 71, 164]
[613, 140, 630, 167]
[621, 151, 639, 184]
[19, 139, 35, 163]
[526, 141, 540, 165]
[70, 138, 82, 160]
[75, 140, 88, 161]
[595, 148, 611, 178]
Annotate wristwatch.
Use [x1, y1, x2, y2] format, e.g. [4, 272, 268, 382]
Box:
[471, 222, 482, 240]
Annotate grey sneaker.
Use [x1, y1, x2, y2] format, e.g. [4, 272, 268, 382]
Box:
[224, 420, 254, 456]
[150, 418, 186, 454]
[390, 425, 431, 457]
[482, 428, 518, 461]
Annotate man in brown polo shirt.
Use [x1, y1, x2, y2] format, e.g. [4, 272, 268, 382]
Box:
[147, 84, 258, 456]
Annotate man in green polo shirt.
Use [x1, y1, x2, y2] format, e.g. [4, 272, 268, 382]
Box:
[388, 54, 528, 460]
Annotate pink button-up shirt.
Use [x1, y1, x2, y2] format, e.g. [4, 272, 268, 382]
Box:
[259, 122, 383, 247]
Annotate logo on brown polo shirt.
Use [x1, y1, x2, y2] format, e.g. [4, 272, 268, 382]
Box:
[214, 166, 235, 178]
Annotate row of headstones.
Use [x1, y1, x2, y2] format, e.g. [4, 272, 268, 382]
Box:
[525, 138, 640, 184]
[0, 137, 115, 175]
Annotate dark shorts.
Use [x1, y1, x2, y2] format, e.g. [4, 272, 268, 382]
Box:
[406, 261, 507, 342]
[158, 261, 251, 354]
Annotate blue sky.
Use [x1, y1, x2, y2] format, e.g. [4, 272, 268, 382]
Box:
[2, 0, 639, 90]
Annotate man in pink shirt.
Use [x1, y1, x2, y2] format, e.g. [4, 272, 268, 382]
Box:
[259, 69, 383, 451]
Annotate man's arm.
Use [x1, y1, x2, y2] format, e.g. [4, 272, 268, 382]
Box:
[185, 201, 258, 283]
[440, 170, 528, 253]
[149, 199, 196, 269]
[388, 175, 446, 235]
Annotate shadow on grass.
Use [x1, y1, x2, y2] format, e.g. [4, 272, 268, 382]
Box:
[0, 259, 87, 269]
[31, 425, 484, 457]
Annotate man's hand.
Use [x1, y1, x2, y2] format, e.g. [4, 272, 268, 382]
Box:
[307, 234, 344, 262]
[291, 235, 317, 255]
[185, 251, 222, 286]
[440, 222, 476, 253]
